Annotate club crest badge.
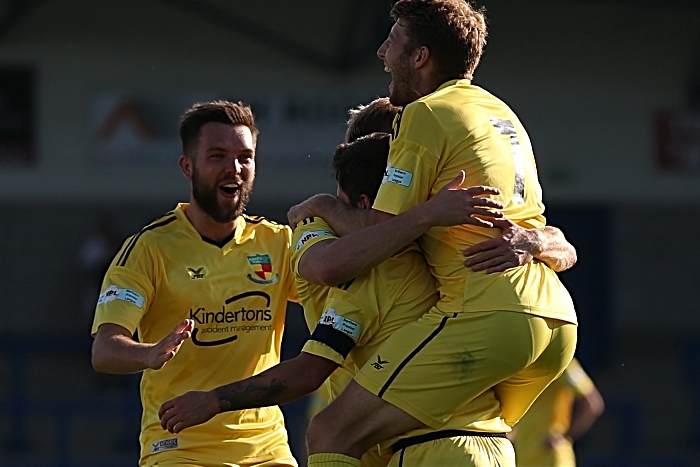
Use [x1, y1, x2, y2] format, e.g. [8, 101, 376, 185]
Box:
[247, 254, 279, 284]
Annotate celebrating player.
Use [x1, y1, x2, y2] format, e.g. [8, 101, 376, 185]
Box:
[285, 2, 579, 466]
[91, 101, 300, 467]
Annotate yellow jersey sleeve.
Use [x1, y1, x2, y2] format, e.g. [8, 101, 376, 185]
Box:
[302, 339, 345, 366]
[91, 234, 158, 336]
[563, 358, 596, 397]
[374, 102, 442, 216]
[291, 217, 338, 275]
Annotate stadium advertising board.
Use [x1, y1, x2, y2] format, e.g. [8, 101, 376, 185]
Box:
[92, 91, 377, 168]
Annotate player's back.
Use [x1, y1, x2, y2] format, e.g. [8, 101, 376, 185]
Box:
[376, 80, 576, 323]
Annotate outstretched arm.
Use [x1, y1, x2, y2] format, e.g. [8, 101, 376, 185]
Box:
[291, 172, 504, 286]
[158, 352, 338, 434]
[92, 320, 193, 374]
[567, 386, 605, 440]
[463, 220, 578, 273]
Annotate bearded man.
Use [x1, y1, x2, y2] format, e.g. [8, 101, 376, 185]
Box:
[91, 100, 300, 467]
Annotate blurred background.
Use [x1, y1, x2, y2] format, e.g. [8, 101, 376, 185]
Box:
[0, 0, 699, 465]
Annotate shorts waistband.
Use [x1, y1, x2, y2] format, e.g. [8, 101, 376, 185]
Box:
[392, 430, 508, 453]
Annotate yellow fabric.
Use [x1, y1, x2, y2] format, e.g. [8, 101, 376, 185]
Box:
[355, 309, 577, 436]
[293, 217, 510, 457]
[293, 218, 512, 458]
[388, 435, 515, 467]
[308, 453, 361, 467]
[373, 79, 576, 324]
[513, 358, 596, 467]
[291, 217, 356, 408]
[92, 204, 297, 466]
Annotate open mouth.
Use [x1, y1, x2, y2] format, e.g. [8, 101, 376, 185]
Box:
[219, 183, 240, 197]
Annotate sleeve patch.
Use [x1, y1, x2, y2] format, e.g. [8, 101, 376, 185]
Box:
[382, 163, 413, 187]
[97, 285, 145, 309]
[319, 308, 361, 339]
[294, 230, 334, 252]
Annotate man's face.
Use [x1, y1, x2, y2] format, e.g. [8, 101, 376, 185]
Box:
[377, 19, 420, 107]
[189, 122, 256, 223]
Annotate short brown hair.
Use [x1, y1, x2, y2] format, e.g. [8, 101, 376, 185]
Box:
[333, 132, 391, 205]
[178, 100, 259, 157]
[391, 0, 487, 80]
[345, 97, 401, 143]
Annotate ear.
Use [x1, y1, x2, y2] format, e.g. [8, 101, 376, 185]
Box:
[358, 194, 373, 209]
[414, 46, 430, 69]
[178, 155, 194, 180]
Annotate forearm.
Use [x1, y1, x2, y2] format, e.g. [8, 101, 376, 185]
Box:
[91, 333, 155, 374]
[303, 200, 435, 285]
[566, 393, 604, 440]
[312, 197, 377, 236]
[531, 226, 577, 272]
[215, 356, 327, 412]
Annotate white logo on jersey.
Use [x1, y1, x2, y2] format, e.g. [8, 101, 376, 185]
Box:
[151, 437, 178, 453]
[294, 230, 333, 251]
[381, 163, 413, 187]
[318, 308, 361, 339]
[97, 285, 145, 309]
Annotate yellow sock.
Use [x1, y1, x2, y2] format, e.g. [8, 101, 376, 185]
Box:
[308, 453, 361, 467]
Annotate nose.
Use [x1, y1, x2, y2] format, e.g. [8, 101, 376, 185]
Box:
[226, 157, 242, 174]
[377, 40, 388, 60]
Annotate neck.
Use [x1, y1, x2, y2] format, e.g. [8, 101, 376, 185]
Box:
[184, 199, 238, 244]
[417, 70, 459, 98]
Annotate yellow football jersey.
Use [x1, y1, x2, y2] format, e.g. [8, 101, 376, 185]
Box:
[292, 217, 510, 456]
[291, 217, 356, 403]
[92, 204, 298, 466]
[373, 79, 576, 324]
[513, 359, 596, 467]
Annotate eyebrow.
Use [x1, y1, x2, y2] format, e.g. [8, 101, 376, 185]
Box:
[205, 147, 255, 155]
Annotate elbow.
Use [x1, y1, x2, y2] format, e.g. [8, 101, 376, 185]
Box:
[315, 265, 347, 287]
[91, 353, 108, 373]
[301, 261, 347, 287]
[568, 248, 578, 269]
[91, 342, 113, 373]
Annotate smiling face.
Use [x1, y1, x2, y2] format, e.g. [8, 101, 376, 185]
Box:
[377, 19, 421, 107]
[185, 122, 256, 224]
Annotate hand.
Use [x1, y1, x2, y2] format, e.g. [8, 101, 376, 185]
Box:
[146, 319, 194, 370]
[424, 171, 503, 228]
[287, 194, 336, 228]
[463, 219, 536, 273]
[158, 390, 219, 433]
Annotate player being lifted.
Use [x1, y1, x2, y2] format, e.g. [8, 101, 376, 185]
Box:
[285, 2, 579, 466]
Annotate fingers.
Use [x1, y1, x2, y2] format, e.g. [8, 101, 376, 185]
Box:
[463, 185, 501, 197]
[463, 217, 495, 228]
[158, 399, 174, 419]
[466, 254, 517, 273]
[442, 170, 466, 191]
[159, 400, 185, 433]
[490, 218, 515, 230]
[464, 238, 499, 258]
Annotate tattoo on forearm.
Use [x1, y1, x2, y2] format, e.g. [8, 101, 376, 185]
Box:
[215, 376, 289, 412]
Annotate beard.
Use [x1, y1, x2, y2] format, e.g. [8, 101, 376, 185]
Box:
[191, 165, 253, 224]
[389, 53, 421, 107]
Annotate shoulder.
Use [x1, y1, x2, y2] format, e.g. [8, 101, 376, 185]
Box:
[242, 214, 293, 246]
[242, 214, 290, 233]
[114, 210, 180, 267]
